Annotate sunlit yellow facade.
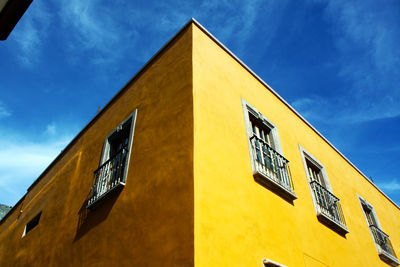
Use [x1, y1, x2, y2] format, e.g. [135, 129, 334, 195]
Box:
[192, 21, 399, 267]
[0, 19, 399, 267]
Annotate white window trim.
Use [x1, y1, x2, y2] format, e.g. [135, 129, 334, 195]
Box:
[242, 99, 296, 201]
[262, 258, 287, 267]
[357, 194, 399, 266]
[242, 99, 283, 174]
[87, 110, 137, 209]
[99, 109, 137, 171]
[298, 144, 333, 191]
[299, 144, 348, 234]
[358, 195, 382, 228]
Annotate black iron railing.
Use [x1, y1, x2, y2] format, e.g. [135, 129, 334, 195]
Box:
[87, 147, 128, 207]
[310, 181, 347, 228]
[369, 224, 398, 259]
[250, 135, 295, 194]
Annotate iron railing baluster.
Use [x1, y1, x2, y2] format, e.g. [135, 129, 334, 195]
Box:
[369, 224, 398, 259]
[87, 147, 128, 207]
[250, 135, 295, 195]
[310, 181, 347, 228]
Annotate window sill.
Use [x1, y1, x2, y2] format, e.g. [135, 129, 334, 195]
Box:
[253, 171, 297, 202]
[316, 210, 349, 236]
[378, 248, 399, 267]
[87, 182, 125, 209]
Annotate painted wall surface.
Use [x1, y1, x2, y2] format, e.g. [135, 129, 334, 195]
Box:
[0, 26, 194, 267]
[192, 24, 400, 267]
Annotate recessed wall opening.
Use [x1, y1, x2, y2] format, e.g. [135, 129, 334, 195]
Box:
[22, 211, 42, 237]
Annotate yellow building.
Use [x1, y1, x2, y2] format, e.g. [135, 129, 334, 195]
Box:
[0, 19, 399, 267]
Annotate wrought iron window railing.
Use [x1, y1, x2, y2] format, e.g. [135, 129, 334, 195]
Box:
[87, 147, 128, 208]
[310, 181, 347, 228]
[250, 135, 295, 195]
[369, 224, 398, 260]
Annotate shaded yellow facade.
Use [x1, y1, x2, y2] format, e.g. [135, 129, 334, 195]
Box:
[0, 25, 194, 267]
[0, 20, 399, 267]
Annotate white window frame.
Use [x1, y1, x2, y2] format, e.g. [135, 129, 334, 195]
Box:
[299, 144, 348, 234]
[99, 110, 137, 169]
[242, 99, 296, 201]
[262, 258, 287, 267]
[87, 110, 137, 209]
[358, 195, 399, 266]
[299, 145, 333, 191]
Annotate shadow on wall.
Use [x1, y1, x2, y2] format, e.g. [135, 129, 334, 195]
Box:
[253, 176, 296, 206]
[73, 188, 122, 242]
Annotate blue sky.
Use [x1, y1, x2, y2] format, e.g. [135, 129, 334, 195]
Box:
[0, 0, 399, 207]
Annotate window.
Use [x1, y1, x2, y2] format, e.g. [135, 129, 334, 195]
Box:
[263, 259, 287, 267]
[87, 110, 137, 209]
[299, 145, 348, 234]
[22, 212, 42, 237]
[242, 99, 296, 201]
[359, 196, 399, 266]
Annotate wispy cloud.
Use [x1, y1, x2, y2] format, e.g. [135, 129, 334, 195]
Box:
[0, 126, 74, 206]
[196, 0, 265, 43]
[291, 95, 400, 124]
[0, 102, 11, 119]
[45, 123, 56, 136]
[377, 179, 400, 194]
[9, 0, 277, 69]
[9, 0, 52, 66]
[57, 0, 138, 65]
[300, 0, 400, 124]
[131, 0, 275, 53]
[195, 0, 285, 52]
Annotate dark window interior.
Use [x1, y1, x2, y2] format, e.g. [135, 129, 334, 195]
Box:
[108, 120, 131, 158]
[25, 212, 42, 235]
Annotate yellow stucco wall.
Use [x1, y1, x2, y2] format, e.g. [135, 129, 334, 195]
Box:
[0, 25, 194, 267]
[193, 23, 400, 267]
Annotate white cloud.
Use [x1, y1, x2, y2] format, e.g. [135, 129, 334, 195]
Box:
[45, 123, 56, 136]
[377, 179, 400, 194]
[129, 0, 276, 54]
[195, 0, 281, 51]
[57, 0, 138, 65]
[10, 0, 52, 66]
[9, 0, 277, 68]
[0, 102, 11, 119]
[309, 0, 400, 124]
[291, 95, 400, 125]
[0, 129, 73, 206]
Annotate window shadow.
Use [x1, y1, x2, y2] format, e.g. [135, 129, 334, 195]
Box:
[73, 188, 122, 242]
[316, 215, 348, 238]
[254, 176, 296, 206]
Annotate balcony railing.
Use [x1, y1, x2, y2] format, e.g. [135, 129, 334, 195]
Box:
[369, 224, 398, 261]
[87, 147, 128, 208]
[310, 181, 347, 229]
[250, 135, 295, 196]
